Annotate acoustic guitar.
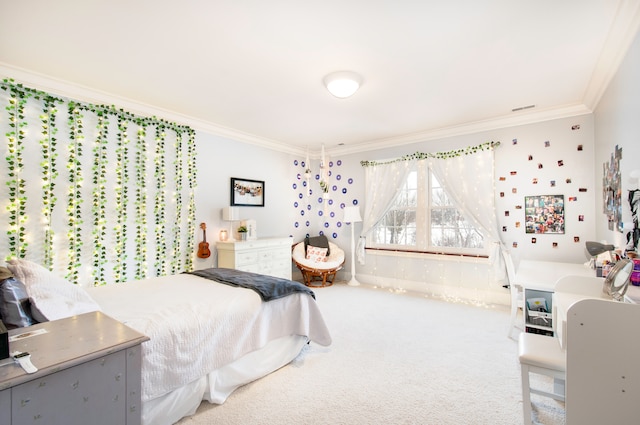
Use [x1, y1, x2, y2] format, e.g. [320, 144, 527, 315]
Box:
[197, 222, 211, 259]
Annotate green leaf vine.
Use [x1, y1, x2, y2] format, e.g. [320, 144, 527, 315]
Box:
[39, 98, 60, 269]
[113, 116, 129, 283]
[3, 84, 29, 259]
[153, 126, 167, 276]
[91, 110, 109, 285]
[360, 141, 501, 167]
[66, 102, 85, 283]
[134, 124, 148, 280]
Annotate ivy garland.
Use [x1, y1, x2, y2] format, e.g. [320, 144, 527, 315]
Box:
[185, 129, 197, 272]
[113, 116, 129, 283]
[91, 110, 109, 285]
[134, 124, 148, 280]
[171, 131, 184, 275]
[1, 79, 197, 285]
[39, 98, 60, 269]
[360, 141, 501, 167]
[66, 103, 85, 283]
[154, 126, 167, 276]
[4, 85, 29, 259]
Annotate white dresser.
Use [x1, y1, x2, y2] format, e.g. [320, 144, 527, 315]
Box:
[216, 237, 293, 280]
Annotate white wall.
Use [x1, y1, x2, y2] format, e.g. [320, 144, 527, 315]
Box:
[333, 114, 596, 305]
[594, 27, 640, 251]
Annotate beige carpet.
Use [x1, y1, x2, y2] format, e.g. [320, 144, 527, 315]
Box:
[178, 283, 565, 425]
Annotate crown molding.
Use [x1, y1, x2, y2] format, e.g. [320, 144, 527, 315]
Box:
[582, 0, 640, 109]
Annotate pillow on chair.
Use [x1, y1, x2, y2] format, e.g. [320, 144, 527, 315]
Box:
[306, 246, 328, 263]
[304, 235, 331, 256]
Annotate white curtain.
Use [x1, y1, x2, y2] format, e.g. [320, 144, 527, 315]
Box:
[429, 149, 505, 278]
[358, 143, 504, 277]
[357, 160, 415, 264]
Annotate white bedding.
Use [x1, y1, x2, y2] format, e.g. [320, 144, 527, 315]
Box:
[85, 273, 332, 404]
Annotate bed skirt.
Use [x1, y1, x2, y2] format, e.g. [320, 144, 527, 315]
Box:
[142, 334, 309, 425]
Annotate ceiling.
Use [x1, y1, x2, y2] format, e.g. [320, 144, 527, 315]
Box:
[1, 1, 640, 155]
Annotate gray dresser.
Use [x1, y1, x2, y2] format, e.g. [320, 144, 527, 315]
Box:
[0, 311, 148, 425]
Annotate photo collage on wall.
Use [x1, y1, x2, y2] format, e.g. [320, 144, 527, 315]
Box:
[497, 124, 587, 249]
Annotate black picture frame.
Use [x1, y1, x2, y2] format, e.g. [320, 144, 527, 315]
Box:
[230, 177, 265, 207]
[524, 194, 565, 234]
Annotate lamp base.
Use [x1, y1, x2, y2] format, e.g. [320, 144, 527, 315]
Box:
[347, 277, 360, 287]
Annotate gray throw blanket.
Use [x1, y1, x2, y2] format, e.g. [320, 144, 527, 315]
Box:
[186, 268, 315, 301]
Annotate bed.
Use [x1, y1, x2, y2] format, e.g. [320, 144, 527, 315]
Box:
[4, 259, 332, 425]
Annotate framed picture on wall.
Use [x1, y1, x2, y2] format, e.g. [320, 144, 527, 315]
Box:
[230, 177, 265, 207]
[524, 195, 565, 234]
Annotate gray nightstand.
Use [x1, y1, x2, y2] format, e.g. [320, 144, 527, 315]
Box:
[0, 311, 149, 425]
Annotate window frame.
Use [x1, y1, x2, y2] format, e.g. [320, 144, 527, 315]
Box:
[367, 166, 488, 256]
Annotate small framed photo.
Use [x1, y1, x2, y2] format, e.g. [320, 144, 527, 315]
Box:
[230, 177, 265, 207]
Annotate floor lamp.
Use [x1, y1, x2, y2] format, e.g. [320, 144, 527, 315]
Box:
[343, 206, 362, 286]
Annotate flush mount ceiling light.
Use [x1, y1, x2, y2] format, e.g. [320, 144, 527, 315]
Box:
[323, 71, 363, 98]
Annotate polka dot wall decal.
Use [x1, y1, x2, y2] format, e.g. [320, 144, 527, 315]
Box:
[302, 180, 307, 187]
[329, 161, 334, 167]
[306, 221, 310, 226]
[299, 193, 303, 199]
[336, 175, 341, 180]
[332, 185, 338, 191]
[342, 188, 347, 194]
[328, 170, 332, 176]
[294, 202, 298, 207]
[307, 204, 311, 210]
[340, 203, 345, 208]
[324, 222, 329, 228]
[353, 199, 358, 205]
[318, 210, 323, 216]
[337, 160, 342, 166]
[293, 183, 297, 189]
[332, 232, 338, 238]
[296, 173, 301, 180]
[328, 199, 334, 205]
[300, 210, 305, 215]
[301, 161, 306, 168]
[318, 197, 323, 203]
[337, 222, 342, 227]
[294, 160, 299, 166]
[330, 211, 335, 217]
[348, 178, 353, 184]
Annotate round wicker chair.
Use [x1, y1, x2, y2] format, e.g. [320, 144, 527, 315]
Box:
[292, 241, 345, 287]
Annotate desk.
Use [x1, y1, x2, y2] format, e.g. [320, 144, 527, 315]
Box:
[515, 260, 594, 291]
[515, 260, 595, 336]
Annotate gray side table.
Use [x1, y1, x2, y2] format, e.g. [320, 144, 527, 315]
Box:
[0, 311, 149, 425]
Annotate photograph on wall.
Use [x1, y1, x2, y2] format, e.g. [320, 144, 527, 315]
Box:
[231, 177, 265, 207]
[603, 144, 623, 231]
[524, 195, 565, 234]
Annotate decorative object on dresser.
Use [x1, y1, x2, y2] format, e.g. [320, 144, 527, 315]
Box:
[343, 206, 363, 286]
[292, 235, 345, 287]
[237, 225, 248, 241]
[197, 222, 211, 258]
[217, 237, 294, 280]
[221, 206, 239, 241]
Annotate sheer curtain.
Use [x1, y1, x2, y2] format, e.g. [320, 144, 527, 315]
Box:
[356, 160, 415, 264]
[429, 148, 505, 278]
[358, 142, 504, 277]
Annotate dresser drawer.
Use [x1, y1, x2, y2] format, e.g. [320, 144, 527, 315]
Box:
[236, 251, 258, 266]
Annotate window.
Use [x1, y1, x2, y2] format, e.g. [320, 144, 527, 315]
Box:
[370, 169, 485, 255]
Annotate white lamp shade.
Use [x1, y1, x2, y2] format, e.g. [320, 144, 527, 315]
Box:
[221, 206, 239, 221]
[343, 206, 362, 223]
[323, 71, 362, 98]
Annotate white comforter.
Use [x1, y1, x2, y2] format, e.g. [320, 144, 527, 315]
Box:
[86, 273, 332, 402]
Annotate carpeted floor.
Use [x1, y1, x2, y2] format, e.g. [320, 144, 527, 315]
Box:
[178, 283, 565, 425]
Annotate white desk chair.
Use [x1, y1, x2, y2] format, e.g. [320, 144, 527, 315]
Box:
[518, 332, 566, 425]
[504, 249, 523, 339]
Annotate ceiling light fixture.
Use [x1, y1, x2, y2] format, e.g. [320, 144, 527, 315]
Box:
[323, 71, 363, 98]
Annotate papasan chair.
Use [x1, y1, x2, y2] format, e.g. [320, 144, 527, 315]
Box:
[292, 236, 345, 287]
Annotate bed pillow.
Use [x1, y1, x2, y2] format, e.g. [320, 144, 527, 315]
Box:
[0, 267, 37, 329]
[304, 235, 331, 256]
[6, 259, 101, 321]
[306, 246, 328, 263]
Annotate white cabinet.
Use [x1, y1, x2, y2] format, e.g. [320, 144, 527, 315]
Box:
[216, 237, 293, 280]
